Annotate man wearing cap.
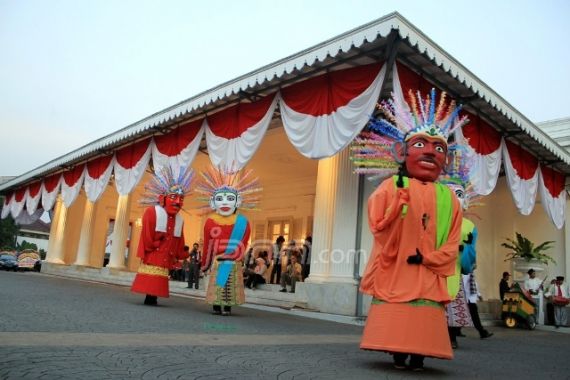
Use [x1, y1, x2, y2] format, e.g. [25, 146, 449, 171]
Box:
[524, 268, 545, 324]
[499, 272, 511, 301]
[545, 276, 569, 328]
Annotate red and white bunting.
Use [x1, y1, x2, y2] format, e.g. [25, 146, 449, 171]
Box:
[1, 193, 13, 219]
[25, 181, 42, 215]
[85, 155, 114, 202]
[114, 138, 152, 195]
[462, 114, 503, 196]
[538, 166, 566, 229]
[280, 63, 385, 159]
[61, 165, 86, 207]
[152, 119, 205, 174]
[205, 95, 277, 169]
[41, 174, 62, 212]
[10, 187, 27, 219]
[502, 141, 539, 216]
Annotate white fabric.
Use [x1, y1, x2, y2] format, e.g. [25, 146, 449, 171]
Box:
[84, 157, 115, 203]
[462, 273, 481, 304]
[1, 198, 10, 219]
[280, 64, 386, 159]
[15, 208, 43, 225]
[114, 144, 152, 196]
[10, 194, 26, 219]
[25, 187, 42, 215]
[391, 62, 407, 109]
[154, 205, 183, 237]
[502, 142, 538, 216]
[470, 139, 503, 196]
[205, 96, 278, 169]
[61, 167, 86, 208]
[152, 122, 205, 175]
[538, 169, 566, 230]
[41, 176, 61, 212]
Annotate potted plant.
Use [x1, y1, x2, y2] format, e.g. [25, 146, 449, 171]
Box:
[501, 232, 556, 265]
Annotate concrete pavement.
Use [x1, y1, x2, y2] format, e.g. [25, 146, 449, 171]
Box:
[1, 270, 569, 379]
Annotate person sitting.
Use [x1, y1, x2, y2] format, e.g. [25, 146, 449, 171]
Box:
[245, 252, 268, 290]
[280, 251, 302, 293]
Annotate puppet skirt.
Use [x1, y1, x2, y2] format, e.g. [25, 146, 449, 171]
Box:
[361, 299, 453, 359]
[131, 263, 170, 298]
[206, 260, 245, 306]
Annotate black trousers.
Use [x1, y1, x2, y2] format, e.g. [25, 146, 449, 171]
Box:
[187, 263, 200, 288]
[270, 263, 281, 284]
[467, 302, 486, 336]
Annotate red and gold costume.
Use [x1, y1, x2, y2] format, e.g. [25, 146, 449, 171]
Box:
[131, 205, 188, 298]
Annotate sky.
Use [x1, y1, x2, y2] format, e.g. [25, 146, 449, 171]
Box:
[1, 0, 569, 177]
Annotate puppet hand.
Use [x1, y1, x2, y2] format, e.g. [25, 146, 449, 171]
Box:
[464, 232, 473, 245]
[406, 249, 423, 265]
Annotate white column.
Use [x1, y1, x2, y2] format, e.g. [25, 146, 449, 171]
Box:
[306, 147, 359, 284]
[74, 199, 96, 266]
[46, 196, 67, 264]
[565, 197, 570, 280]
[107, 193, 131, 269]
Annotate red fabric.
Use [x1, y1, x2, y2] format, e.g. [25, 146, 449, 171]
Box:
[207, 95, 275, 139]
[116, 138, 151, 169]
[280, 63, 382, 116]
[15, 188, 26, 202]
[131, 273, 170, 298]
[154, 119, 203, 155]
[4, 193, 12, 205]
[201, 214, 251, 270]
[63, 165, 85, 186]
[397, 62, 440, 99]
[27, 182, 42, 197]
[463, 114, 502, 155]
[541, 166, 565, 198]
[87, 156, 113, 179]
[505, 141, 539, 180]
[43, 174, 61, 193]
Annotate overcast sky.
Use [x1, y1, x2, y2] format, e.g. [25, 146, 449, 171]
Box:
[1, 0, 569, 177]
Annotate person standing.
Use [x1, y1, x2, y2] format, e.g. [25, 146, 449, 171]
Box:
[356, 89, 467, 371]
[462, 271, 494, 339]
[545, 276, 569, 328]
[523, 268, 545, 324]
[186, 243, 201, 289]
[270, 236, 285, 284]
[499, 272, 511, 301]
[198, 166, 261, 316]
[301, 236, 312, 281]
[131, 167, 194, 306]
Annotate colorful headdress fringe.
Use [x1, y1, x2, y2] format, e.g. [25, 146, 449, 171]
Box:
[351, 88, 470, 179]
[140, 166, 194, 206]
[195, 165, 262, 211]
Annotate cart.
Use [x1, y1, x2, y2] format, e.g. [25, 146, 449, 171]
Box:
[501, 283, 537, 330]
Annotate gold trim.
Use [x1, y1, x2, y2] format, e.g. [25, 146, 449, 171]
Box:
[138, 263, 169, 277]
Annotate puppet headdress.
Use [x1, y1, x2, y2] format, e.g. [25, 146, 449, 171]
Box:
[139, 166, 194, 206]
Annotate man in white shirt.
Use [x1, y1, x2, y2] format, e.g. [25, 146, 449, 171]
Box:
[545, 276, 569, 328]
[462, 271, 494, 339]
[523, 268, 545, 324]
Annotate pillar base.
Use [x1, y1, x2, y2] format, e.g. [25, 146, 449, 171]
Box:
[46, 258, 65, 265]
[296, 281, 359, 316]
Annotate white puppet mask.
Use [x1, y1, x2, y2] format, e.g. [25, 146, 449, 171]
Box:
[209, 190, 242, 216]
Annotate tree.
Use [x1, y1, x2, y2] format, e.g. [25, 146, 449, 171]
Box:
[0, 202, 19, 250]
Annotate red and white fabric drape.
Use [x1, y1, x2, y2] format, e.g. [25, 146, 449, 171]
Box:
[502, 141, 539, 216]
[539, 166, 566, 229]
[1, 194, 11, 219]
[61, 165, 86, 207]
[41, 174, 61, 212]
[279, 63, 385, 159]
[205, 95, 277, 169]
[10, 188, 27, 219]
[25, 181, 42, 215]
[153, 119, 205, 174]
[114, 138, 152, 195]
[85, 155, 114, 202]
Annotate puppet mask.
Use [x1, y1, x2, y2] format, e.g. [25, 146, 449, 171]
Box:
[210, 190, 241, 216]
[405, 135, 447, 182]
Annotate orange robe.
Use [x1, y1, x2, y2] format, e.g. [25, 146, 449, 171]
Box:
[360, 176, 462, 359]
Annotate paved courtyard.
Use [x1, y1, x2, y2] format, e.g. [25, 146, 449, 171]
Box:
[1, 270, 569, 379]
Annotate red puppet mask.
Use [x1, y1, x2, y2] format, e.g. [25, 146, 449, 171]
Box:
[161, 193, 184, 215]
[405, 135, 448, 182]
